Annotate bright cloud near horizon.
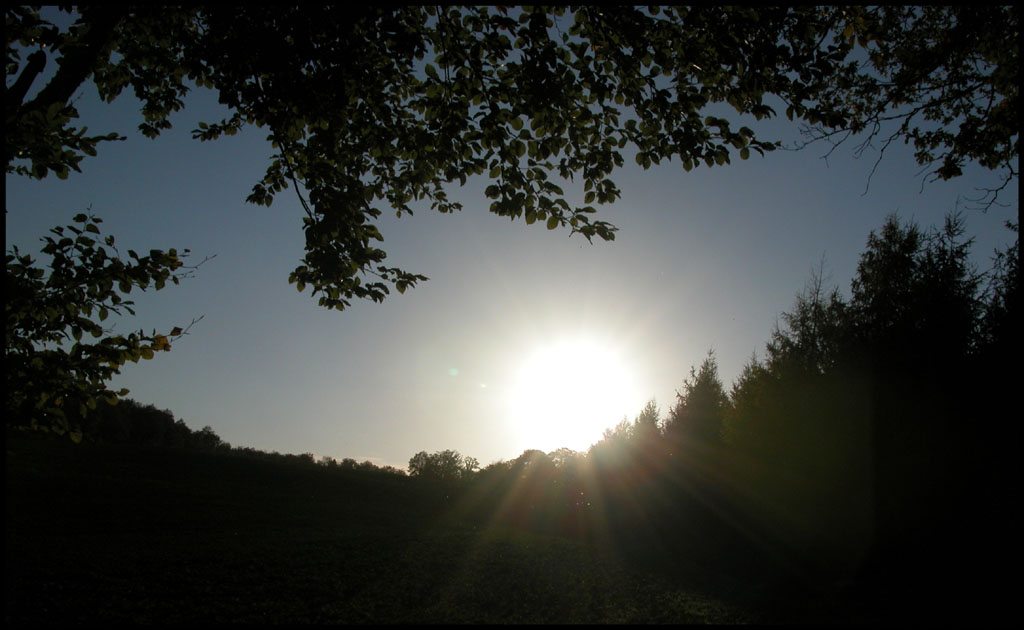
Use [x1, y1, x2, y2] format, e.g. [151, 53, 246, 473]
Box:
[6, 30, 1017, 470]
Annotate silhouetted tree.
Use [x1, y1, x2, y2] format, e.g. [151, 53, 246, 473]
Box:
[632, 399, 662, 449]
[407, 449, 471, 481]
[512, 449, 553, 477]
[588, 418, 634, 470]
[765, 260, 849, 378]
[850, 213, 982, 366]
[188, 425, 226, 452]
[166, 419, 190, 449]
[407, 451, 431, 478]
[461, 456, 480, 478]
[975, 225, 1020, 516]
[723, 354, 772, 449]
[980, 222, 1020, 355]
[842, 214, 998, 594]
[665, 351, 729, 458]
[546, 447, 581, 469]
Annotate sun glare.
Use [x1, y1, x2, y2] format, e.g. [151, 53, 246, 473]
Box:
[506, 337, 643, 453]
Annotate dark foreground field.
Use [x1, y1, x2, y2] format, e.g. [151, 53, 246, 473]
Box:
[6, 438, 867, 624]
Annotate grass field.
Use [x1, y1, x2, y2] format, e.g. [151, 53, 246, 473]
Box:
[5, 437, 779, 624]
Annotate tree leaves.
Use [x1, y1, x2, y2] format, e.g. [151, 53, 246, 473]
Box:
[5, 212, 206, 437]
[6, 5, 1016, 317]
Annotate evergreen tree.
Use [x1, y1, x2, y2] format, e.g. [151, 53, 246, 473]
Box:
[723, 354, 772, 450]
[766, 260, 850, 378]
[850, 213, 982, 366]
[835, 213, 997, 603]
[980, 223, 1019, 357]
[665, 351, 729, 458]
[631, 399, 662, 456]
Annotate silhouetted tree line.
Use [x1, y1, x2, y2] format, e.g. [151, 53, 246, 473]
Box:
[318, 455, 406, 477]
[32, 397, 411, 476]
[415, 212, 1020, 615]
[720, 214, 1020, 598]
[49, 397, 232, 453]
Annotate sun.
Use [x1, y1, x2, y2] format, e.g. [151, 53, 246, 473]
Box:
[505, 336, 643, 453]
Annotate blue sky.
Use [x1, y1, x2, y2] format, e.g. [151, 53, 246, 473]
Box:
[7, 23, 1017, 469]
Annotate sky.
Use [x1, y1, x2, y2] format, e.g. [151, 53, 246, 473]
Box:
[7, 17, 1017, 470]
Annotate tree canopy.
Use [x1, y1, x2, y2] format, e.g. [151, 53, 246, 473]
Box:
[8, 6, 1018, 309]
[408, 448, 478, 481]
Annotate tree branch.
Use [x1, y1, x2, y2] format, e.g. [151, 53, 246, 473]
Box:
[5, 50, 48, 124]
[15, 7, 125, 119]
